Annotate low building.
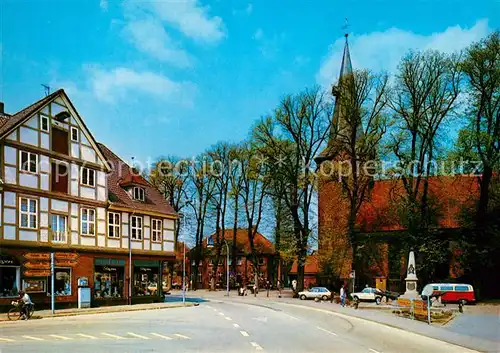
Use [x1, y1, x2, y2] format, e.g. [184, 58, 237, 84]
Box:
[288, 253, 319, 289]
[0, 90, 177, 310]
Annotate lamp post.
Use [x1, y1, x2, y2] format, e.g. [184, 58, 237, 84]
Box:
[180, 213, 186, 306]
[207, 238, 230, 296]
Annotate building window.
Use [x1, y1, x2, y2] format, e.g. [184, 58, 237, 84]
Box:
[152, 219, 162, 242]
[40, 115, 49, 132]
[131, 216, 143, 240]
[94, 266, 124, 299]
[81, 208, 95, 235]
[20, 151, 38, 173]
[50, 214, 67, 243]
[0, 266, 20, 298]
[19, 197, 37, 229]
[70, 127, 79, 142]
[133, 187, 145, 201]
[108, 212, 120, 238]
[47, 268, 71, 296]
[81, 167, 95, 187]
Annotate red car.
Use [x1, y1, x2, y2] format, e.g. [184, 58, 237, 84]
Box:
[423, 283, 475, 305]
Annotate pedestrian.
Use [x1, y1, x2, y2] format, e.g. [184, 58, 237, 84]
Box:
[277, 280, 282, 298]
[340, 284, 346, 307]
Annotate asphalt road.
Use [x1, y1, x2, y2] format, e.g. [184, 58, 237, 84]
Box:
[0, 301, 478, 353]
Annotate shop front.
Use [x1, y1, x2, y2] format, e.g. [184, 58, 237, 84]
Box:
[93, 258, 127, 306]
[0, 254, 21, 300]
[133, 260, 162, 304]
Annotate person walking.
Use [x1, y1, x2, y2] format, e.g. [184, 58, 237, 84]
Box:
[340, 284, 346, 307]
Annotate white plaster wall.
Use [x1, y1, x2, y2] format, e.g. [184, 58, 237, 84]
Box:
[97, 171, 106, 186]
[98, 236, 106, 247]
[19, 127, 38, 147]
[163, 229, 174, 242]
[40, 213, 48, 228]
[40, 174, 49, 191]
[122, 224, 129, 237]
[51, 200, 68, 212]
[51, 103, 67, 116]
[164, 242, 174, 252]
[144, 216, 150, 227]
[152, 243, 162, 251]
[144, 240, 150, 250]
[40, 229, 49, 242]
[41, 133, 49, 150]
[25, 116, 38, 129]
[80, 186, 95, 199]
[19, 230, 37, 241]
[122, 239, 129, 249]
[19, 173, 38, 188]
[164, 219, 175, 230]
[81, 146, 96, 163]
[122, 212, 129, 224]
[81, 237, 95, 246]
[107, 239, 120, 248]
[4, 146, 17, 165]
[131, 242, 142, 250]
[71, 203, 78, 216]
[5, 166, 17, 184]
[4, 192, 16, 207]
[4, 208, 16, 224]
[71, 143, 79, 159]
[81, 134, 90, 146]
[98, 220, 106, 234]
[71, 231, 78, 245]
[97, 187, 106, 202]
[144, 227, 150, 239]
[71, 218, 78, 231]
[4, 225, 16, 240]
[40, 155, 50, 173]
[40, 197, 49, 211]
[53, 98, 65, 107]
[71, 180, 79, 196]
[97, 208, 106, 220]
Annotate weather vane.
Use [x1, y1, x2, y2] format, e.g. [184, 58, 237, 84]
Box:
[342, 18, 350, 38]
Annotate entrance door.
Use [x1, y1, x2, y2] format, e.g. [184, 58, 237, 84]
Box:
[51, 215, 67, 243]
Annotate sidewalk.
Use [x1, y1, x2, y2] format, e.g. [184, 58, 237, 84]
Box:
[0, 301, 196, 322]
[188, 289, 499, 352]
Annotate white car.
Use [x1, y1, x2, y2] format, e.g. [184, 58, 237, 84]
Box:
[350, 287, 383, 304]
[298, 287, 332, 301]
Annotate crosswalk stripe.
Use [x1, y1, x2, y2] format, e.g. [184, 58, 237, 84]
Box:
[173, 334, 190, 339]
[225, 316, 232, 321]
[251, 342, 263, 351]
[0, 337, 14, 342]
[151, 333, 173, 340]
[77, 334, 97, 339]
[50, 334, 72, 340]
[127, 332, 150, 340]
[240, 331, 249, 337]
[23, 335, 44, 341]
[102, 333, 124, 340]
[233, 323, 240, 328]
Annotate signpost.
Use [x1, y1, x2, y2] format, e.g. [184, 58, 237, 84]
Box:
[51, 253, 55, 314]
[421, 285, 434, 325]
[349, 270, 355, 293]
[24, 269, 51, 277]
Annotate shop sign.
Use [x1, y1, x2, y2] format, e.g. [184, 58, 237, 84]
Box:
[139, 267, 152, 272]
[103, 266, 118, 272]
[134, 260, 159, 267]
[55, 253, 79, 260]
[24, 253, 50, 261]
[24, 262, 51, 270]
[0, 254, 19, 266]
[24, 269, 51, 277]
[55, 260, 78, 267]
[95, 258, 126, 266]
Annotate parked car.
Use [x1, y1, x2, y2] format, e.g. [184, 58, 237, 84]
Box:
[298, 287, 332, 301]
[421, 283, 475, 305]
[350, 287, 383, 304]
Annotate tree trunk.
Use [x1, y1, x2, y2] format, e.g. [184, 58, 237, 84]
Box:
[477, 165, 493, 225]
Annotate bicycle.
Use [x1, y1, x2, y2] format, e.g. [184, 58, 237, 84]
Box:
[8, 300, 35, 321]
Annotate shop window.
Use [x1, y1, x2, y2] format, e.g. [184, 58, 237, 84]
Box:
[131, 216, 143, 240]
[133, 267, 159, 296]
[152, 219, 162, 242]
[81, 208, 95, 235]
[22, 279, 46, 293]
[19, 197, 37, 229]
[20, 151, 38, 173]
[0, 266, 20, 297]
[108, 212, 120, 238]
[47, 268, 71, 296]
[94, 266, 124, 299]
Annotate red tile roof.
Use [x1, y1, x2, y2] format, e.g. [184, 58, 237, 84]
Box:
[289, 254, 319, 275]
[205, 228, 275, 254]
[98, 143, 177, 217]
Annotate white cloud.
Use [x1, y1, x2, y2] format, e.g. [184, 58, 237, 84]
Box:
[136, 0, 225, 43]
[124, 19, 192, 68]
[317, 19, 491, 87]
[86, 66, 196, 105]
[100, 0, 108, 11]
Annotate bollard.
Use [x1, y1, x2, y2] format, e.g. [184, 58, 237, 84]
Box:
[458, 302, 463, 313]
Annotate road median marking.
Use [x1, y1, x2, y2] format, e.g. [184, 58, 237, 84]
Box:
[251, 341, 263, 350]
[127, 332, 150, 340]
[151, 333, 172, 340]
[369, 349, 381, 353]
[283, 313, 299, 321]
[240, 330, 249, 337]
[77, 334, 97, 339]
[174, 334, 190, 339]
[233, 323, 240, 328]
[225, 316, 232, 321]
[0, 337, 14, 342]
[316, 326, 338, 336]
[102, 333, 124, 340]
[219, 312, 225, 316]
[23, 335, 44, 341]
[50, 334, 72, 340]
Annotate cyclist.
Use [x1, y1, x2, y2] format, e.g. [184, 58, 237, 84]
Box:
[18, 290, 33, 319]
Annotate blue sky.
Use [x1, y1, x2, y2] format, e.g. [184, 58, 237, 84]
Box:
[1, 0, 498, 166]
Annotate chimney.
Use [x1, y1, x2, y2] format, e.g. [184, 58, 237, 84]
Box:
[0, 102, 4, 115]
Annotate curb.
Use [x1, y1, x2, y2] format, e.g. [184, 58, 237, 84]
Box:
[0, 302, 197, 323]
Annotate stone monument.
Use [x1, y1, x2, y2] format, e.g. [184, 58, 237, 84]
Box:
[402, 251, 419, 299]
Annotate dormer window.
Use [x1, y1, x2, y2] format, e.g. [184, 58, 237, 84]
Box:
[133, 187, 145, 201]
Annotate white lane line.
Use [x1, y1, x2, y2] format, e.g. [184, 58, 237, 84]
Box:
[240, 331, 249, 337]
[77, 333, 97, 339]
[102, 333, 125, 340]
[218, 312, 225, 316]
[369, 349, 381, 353]
[151, 333, 173, 340]
[233, 323, 240, 328]
[283, 313, 299, 321]
[50, 334, 72, 340]
[316, 326, 338, 336]
[0, 337, 15, 342]
[174, 334, 190, 339]
[251, 342, 263, 351]
[127, 332, 150, 340]
[22, 335, 44, 341]
[213, 308, 218, 312]
[225, 316, 232, 321]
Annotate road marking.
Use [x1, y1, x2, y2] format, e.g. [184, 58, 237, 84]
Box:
[369, 349, 381, 353]
[173, 334, 190, 339]
[50, 334, 72, 340]
[77, 334, 97, 339]
[0, 337, 14, 342]
[233, 323, 240, 328]
[283, 313, 299, 321]
[23, 335, 44, 341]
[251, 342, 263, 351]
[206, 305, 212, 308]
[225, 316, 232, 321]
[151, 333, 173, 340]
[240, 331, 249, 337]
[127, 332, 150, 340]
[102, 333, 125, 340]
[213, 308, 218, 312]
[316, 326, 338, 336]
[219, 312, 225, 316]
